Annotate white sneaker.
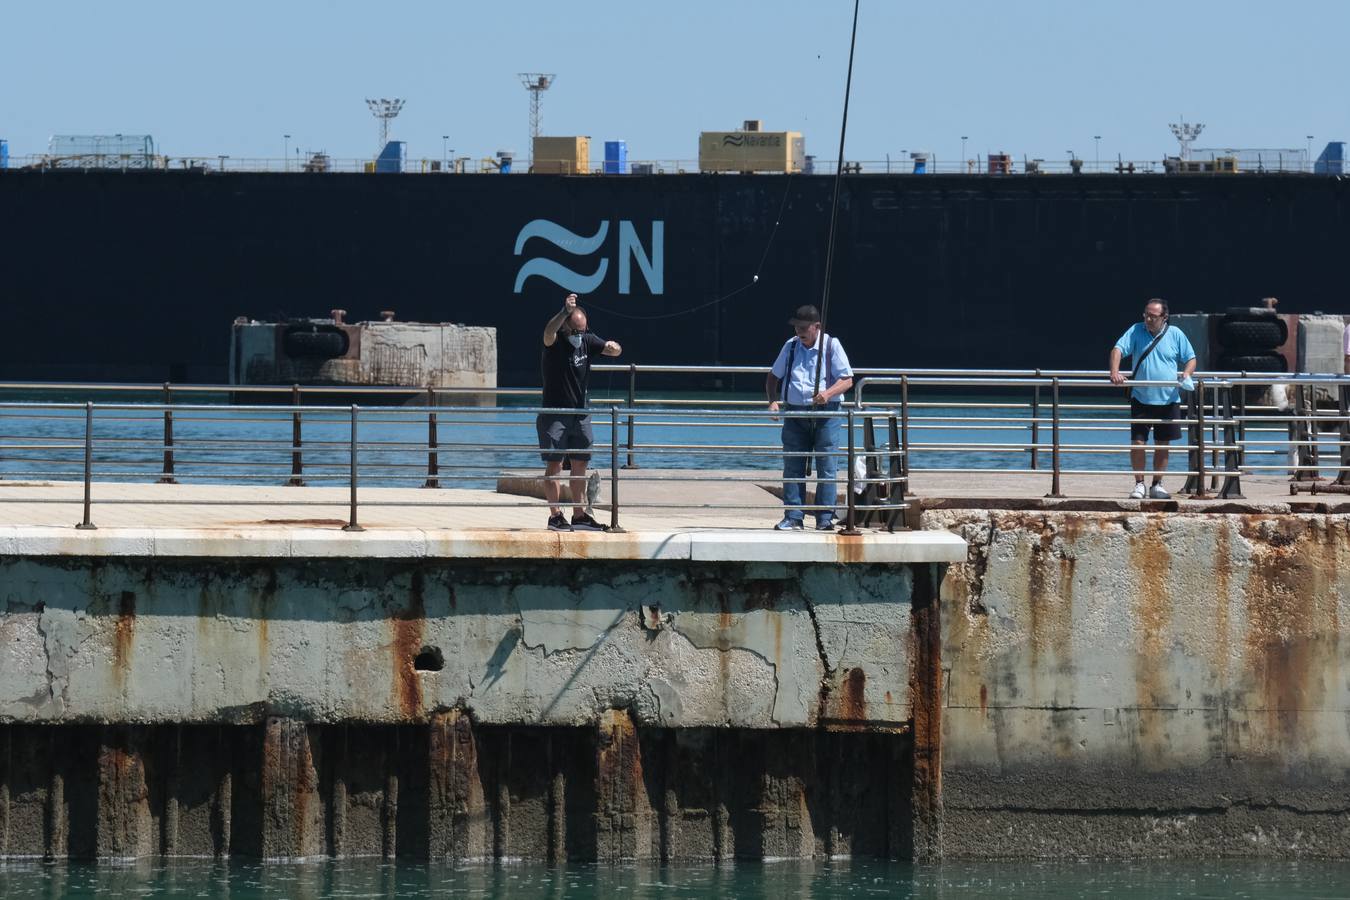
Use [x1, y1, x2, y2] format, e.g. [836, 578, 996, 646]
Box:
[1129, 483, 1147, 500]
[1148, 484, 1170, 500]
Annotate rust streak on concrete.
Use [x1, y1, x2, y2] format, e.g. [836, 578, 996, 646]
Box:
[112, 591, 136, 692]
[390, 571, 428, 721]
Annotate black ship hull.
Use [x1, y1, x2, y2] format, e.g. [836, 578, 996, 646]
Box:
[3, 170, 1348, 385]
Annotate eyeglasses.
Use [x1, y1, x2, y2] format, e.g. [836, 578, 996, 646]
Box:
[1142, 312, 1166, 320]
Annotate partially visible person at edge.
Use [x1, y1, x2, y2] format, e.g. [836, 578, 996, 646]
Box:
[766, 305, 854, 531]
[1109, 298, 1196, 500]
[538, 293, 622, 532]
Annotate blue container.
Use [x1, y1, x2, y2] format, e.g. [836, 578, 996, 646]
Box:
[1315, 141, 1345, 176]
[0, 140, 8, 169]
[604, 140, 627, 174]
[375, 140, 405, 174]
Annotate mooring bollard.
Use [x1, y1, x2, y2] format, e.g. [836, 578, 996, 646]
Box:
[343, 404, 363, 532]
[76, 401, 96, 530]
[609, 404, 624, 532]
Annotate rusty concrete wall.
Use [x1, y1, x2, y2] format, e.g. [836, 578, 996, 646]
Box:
[0, 557, 914, 730]
[929, 509, 1350, 858]
[0, 714, 912, 861]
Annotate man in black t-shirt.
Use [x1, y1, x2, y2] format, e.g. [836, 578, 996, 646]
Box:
[538, 293, 622, 532]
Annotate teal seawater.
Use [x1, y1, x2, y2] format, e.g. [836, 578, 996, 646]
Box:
[4, 860, 1350, 899]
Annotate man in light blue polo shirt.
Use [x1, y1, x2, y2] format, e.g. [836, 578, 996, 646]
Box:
[1109, 298, 1196, 499]
[766, 305, 854, 530]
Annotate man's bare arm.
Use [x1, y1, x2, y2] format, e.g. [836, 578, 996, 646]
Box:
[1109, 347, 1126, 385]
[542, 293, 578, 347]
[766, 373, 781, 412]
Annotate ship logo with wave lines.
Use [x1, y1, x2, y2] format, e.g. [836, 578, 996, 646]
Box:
[722, 135, 745, 147]
[513, 219, 664, 295]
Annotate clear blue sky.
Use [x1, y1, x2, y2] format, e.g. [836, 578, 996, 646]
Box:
[2, 0, 1345, 164]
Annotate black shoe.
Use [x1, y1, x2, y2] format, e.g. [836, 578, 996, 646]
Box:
[548, 513, 572, 532]
[774, 517, 805, 531]
[570, 512, 604, 532]
[816, 519, 836, 531]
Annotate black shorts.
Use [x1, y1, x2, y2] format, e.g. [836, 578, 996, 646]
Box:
[536, 413, 593, 463]
[1130, 398, 1181, 442]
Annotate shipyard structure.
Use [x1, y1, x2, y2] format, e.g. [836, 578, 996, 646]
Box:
[2, 167, 1349, 384]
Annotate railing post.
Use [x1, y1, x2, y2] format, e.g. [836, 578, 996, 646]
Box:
[900, 375, 910, 486]
[841, 407, 862, 535]
[1337, 383, 1350, 486]
[343, 404, 363, 532]
[1190, 379, 1209, 498]
[76, 402, 96, 530]
[1218, 384, 1244, 499]
[287, 384, 304, 486]
[159, 382, 177, 484]
[423, 386, 439, 488]
[1046, 378, 1064, 498]
[1294, 384, 1319, 481]
[1030, 384, 1041, 469]
[608, 404, 624, 533]
[623, 364, 639, 469]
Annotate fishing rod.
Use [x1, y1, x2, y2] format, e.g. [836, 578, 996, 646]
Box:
[813, 0, 862, 397]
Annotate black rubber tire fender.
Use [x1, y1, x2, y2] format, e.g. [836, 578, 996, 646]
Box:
[1217, 353, 1288, 373]
[1217, 318, 1287, 350]
[283, 326, 350, 360]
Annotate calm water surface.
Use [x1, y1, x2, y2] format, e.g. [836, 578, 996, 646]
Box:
[4, 860, 1350, 899]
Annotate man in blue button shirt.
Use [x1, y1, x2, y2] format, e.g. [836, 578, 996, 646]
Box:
[766, 305, 854, 530]
[1109, 299, 1196, 500]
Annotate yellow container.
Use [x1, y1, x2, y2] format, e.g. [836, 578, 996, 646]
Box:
[532, 136, 590, 175]
[363, 160, 376, 174]
[699, 130, 804, 173]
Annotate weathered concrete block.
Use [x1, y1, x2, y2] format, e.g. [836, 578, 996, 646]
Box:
[928, 508, 1350, 858]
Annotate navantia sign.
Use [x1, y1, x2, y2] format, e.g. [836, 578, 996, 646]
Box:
[513, 220, 664, 295]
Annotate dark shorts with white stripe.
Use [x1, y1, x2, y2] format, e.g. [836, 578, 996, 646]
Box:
[536, 413, 593, 463]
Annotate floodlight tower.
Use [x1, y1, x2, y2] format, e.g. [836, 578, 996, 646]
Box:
[518, 73, 555, 144]
[365, 98, 405, 152]
[1168, 119, 1204, 161]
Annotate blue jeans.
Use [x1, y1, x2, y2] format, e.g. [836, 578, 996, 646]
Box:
[781, 411, 840, 524]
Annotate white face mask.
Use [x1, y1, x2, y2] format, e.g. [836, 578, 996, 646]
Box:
[567, 333, 583, 349]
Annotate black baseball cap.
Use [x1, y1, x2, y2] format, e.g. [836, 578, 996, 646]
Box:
[788, 305, 821, 326]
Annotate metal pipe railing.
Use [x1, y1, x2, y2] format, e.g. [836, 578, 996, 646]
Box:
[4, 372, 1350, 529]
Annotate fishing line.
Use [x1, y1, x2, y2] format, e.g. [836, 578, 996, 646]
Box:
[581, 173, 796, 322]
[814, 0, 861, 393]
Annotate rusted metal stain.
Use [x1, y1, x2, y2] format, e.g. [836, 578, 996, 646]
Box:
[1024, 516, 1076, 674]
[595, 708, 651, 861]
[834, 534, 867, 564]
[390, 571, 428, 720]
[909, 562, 943, 861]
[112, 591, 136, 690]
[1238, 516, 1341, 744]
[261, 717, 320, 858]
[1128, 517, 1172, 718]
[843, 667, 868, 719]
